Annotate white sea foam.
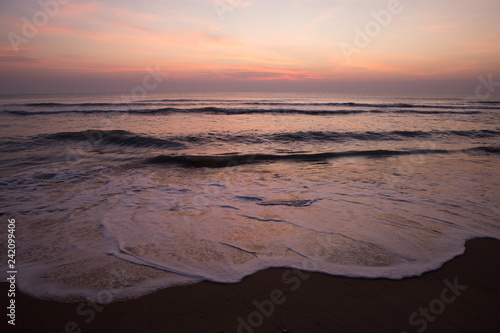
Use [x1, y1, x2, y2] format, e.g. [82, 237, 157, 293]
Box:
[1, 152, 499, 301]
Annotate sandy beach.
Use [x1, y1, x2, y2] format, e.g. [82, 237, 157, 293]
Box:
[3, 237, 499, 333]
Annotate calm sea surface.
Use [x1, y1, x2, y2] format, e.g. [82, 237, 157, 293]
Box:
[1, 92, 499, 300]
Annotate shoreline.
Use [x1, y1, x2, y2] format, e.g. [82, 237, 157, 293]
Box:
[4, 237, 500, 333]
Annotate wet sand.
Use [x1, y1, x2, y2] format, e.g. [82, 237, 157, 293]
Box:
[4, 237, 500, 333]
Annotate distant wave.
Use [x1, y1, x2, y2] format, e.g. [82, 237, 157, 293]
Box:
[269, 129, 500, 141]
[24, 128, 500, 144]
[36, 130, 187, 149]
[24, 102, 149, 107]
[2, 129, 499, 153]
[146, 146, 500, 168]
[1, 107, 484, 116]
[240, 101, 498, 110]
[473, 101, 500, 105]
[6, 100, 498, 110]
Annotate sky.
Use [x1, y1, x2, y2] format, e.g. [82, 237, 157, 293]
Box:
[0, 0, 499, 94]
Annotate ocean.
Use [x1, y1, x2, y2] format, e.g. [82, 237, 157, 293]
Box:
[1, 92, 499, 301]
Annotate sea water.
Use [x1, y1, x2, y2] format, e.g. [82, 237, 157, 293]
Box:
[0, 92, 499, 301]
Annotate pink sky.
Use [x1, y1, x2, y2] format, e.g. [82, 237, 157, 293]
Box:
[0, 0, 499, 94]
